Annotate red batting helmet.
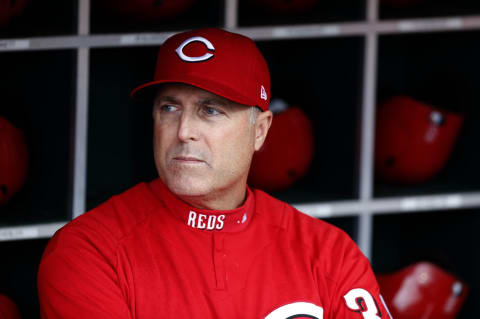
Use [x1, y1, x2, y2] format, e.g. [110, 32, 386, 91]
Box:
[377, 262, 469, 319]
[99, 0, 197, 22]
[0, 294, 21, 319]
[0, 0, 29, 28]
[374, 95, 464, 184]
[0, 116, 28, 206]
[248, 99, 314, 191]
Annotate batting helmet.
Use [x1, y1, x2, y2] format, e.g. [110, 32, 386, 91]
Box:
[377, 262, 469, 319]
[248, 99, 314, 191]
[0, 116, 28, 206]
[0, 294, 21, 319]
[374, 95, 463, 184]
[0, 0, 29, 28]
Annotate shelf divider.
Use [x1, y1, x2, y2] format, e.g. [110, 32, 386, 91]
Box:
[225, 0, 238, 29]
[71, 0, 91, 219]
[357, 0, 379, 260]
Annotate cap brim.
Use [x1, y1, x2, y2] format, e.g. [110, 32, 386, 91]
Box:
[130, 81, 166, 103]
[131, 77, 259, 109]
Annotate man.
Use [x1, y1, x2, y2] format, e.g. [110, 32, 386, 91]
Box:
[38, 28, 392, 319]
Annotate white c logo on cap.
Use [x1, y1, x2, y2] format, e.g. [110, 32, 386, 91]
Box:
[175, 36, 215, 62]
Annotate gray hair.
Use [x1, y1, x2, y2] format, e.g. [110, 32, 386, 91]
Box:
[249, 106, 261, 125]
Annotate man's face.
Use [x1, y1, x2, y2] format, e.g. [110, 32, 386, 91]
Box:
[153, 83, 271, 208]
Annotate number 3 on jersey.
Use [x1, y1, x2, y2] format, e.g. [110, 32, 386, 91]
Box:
[343, 288, 386, 319]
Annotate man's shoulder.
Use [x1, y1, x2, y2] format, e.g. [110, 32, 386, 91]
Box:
[254, 188, 356, 252]
[57, 182, 159, 245]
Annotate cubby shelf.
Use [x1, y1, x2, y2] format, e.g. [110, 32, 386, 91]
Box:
[2, 15, 480, 52]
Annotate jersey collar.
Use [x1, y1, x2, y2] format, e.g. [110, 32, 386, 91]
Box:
[148, 178, 255, 233]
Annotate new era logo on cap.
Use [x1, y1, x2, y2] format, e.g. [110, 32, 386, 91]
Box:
[131, 28, 271, 111]
[260, 85, 267, 101]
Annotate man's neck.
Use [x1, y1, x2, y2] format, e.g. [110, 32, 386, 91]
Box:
[178, 186, 247, 211]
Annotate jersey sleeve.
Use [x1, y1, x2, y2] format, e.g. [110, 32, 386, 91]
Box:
[327, 236, 393, 319]
[37, 220, 132, 319]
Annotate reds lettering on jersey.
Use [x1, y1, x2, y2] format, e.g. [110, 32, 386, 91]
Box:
[187, 210, 225, 230]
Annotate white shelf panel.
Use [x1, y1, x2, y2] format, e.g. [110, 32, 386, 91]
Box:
[295, 191, 480, 218]
[2, 15, 480, 52]
[241, 16, 480, 40]
[0, 39, 31, 50]
[241, 23, 348, 40]
[295, 200, 365, 218]
[377, 16, 476, 34]
[371, 192, 478, 214]
[0, 33, 177, 52]
[0, 222, 66, 242]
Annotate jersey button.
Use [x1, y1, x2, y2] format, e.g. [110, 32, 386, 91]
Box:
[214, 232, 225, 251]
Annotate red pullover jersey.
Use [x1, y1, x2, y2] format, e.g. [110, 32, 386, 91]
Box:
[38, 178, 392, 319]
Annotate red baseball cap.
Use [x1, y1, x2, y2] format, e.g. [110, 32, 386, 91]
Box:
[131, 28, 271, 111]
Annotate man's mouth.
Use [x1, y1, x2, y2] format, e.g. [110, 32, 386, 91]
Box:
[173, 156, 204, 163]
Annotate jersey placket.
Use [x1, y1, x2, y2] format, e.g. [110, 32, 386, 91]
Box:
[212, 232, 227, 290]
[211, 232, 242, 319]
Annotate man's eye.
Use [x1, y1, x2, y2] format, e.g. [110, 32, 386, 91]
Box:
[160, 104, 177, 112]
[203, 106, 221, 116]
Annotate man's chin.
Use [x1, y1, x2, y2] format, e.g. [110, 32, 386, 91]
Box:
[165, 178, 211, 198]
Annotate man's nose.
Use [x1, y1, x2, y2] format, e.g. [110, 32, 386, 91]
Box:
[177, 111, 199, 142]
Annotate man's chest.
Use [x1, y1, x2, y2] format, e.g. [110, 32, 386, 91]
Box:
[118, 231, 331, 318]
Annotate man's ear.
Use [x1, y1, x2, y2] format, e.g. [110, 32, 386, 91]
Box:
[254, 110, 273, 151]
